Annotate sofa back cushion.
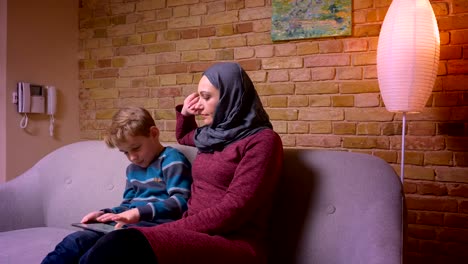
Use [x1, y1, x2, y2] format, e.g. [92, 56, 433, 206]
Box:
[35, 141, 198, 229]
[36, 140, 129, 228]
[268, 149, 403, 264]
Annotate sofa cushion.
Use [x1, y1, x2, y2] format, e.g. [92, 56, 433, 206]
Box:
[268, 149, 403, 264]
[0, 227, 75, 264]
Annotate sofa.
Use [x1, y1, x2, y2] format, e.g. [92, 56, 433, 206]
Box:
[0, 140, 405, 264]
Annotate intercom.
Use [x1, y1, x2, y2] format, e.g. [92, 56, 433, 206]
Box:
[14, 82, 57, 136]
[46, 86, 57, 136]
[46, 85, 57, 116]
[17, 82, 46, 113]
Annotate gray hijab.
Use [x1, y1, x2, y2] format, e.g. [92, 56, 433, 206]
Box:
[194, 62, 272, 152]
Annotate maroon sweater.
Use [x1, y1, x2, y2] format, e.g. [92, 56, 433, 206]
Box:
[136, 111, 283, 264]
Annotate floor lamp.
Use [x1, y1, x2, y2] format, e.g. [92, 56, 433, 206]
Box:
[376, 0, 440, 262]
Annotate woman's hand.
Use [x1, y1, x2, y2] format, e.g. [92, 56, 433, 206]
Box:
[81, 211, 104, 223]
[181, 93, 200, 116]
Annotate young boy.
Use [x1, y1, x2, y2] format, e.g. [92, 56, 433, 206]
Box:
[41, 107, 192, 264]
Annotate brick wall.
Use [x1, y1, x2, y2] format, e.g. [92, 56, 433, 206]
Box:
[78, 0, 468, 262]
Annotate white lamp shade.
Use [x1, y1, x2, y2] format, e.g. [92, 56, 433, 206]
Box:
[377, 0, 440, 113]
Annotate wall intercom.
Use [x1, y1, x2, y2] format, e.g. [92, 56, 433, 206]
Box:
[14, 82, 57, 136]
[46, 85, 57, 116]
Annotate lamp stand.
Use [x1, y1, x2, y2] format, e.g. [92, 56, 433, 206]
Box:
[400, 112, 406, 184]
[400, 111, 407, 264]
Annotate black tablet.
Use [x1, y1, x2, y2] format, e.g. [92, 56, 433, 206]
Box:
[71, 223, 116, 234]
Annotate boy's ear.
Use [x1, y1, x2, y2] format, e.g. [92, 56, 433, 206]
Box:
[150, 126, 159, 139]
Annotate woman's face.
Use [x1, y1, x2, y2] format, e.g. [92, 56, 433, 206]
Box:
[196, 75, 220, 126]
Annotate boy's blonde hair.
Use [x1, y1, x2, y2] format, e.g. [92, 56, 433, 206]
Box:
[104, 107, 156, 148]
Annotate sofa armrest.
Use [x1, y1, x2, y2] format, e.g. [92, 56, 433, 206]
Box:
[0, 168, 45, 231]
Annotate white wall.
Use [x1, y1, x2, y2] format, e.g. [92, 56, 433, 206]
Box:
[4, 0, 80, 182]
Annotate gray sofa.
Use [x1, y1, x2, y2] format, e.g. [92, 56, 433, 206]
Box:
[0, 140, 405, 264]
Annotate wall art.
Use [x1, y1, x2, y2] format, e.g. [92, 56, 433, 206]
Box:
[271, 0, 352, 41]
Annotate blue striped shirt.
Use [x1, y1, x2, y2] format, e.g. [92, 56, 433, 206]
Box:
[106, 146, 192, 224]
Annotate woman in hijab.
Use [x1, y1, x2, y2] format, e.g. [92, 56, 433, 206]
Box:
[82, 62, 284, 264]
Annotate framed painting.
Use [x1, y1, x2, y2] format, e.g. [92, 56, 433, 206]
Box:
[271, 0, 352, 41]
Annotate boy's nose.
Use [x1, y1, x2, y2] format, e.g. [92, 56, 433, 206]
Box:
[129, 153, 138, 161]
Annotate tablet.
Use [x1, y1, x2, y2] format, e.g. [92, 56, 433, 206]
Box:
[71, 223, 116, 234]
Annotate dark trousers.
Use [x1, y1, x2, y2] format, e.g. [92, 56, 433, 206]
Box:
[41, 230, 103, 264]
[79, 228, 157, 264]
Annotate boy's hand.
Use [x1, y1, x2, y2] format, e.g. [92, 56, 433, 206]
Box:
[181, 93, 199, 116]
[98, 208, 140, 229]
[81, 211, 104, 223]
[113, 208, 140, 225]
[95, 212, 118, 223]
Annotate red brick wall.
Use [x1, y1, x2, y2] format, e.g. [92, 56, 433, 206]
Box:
[78, 0, 468, 262]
